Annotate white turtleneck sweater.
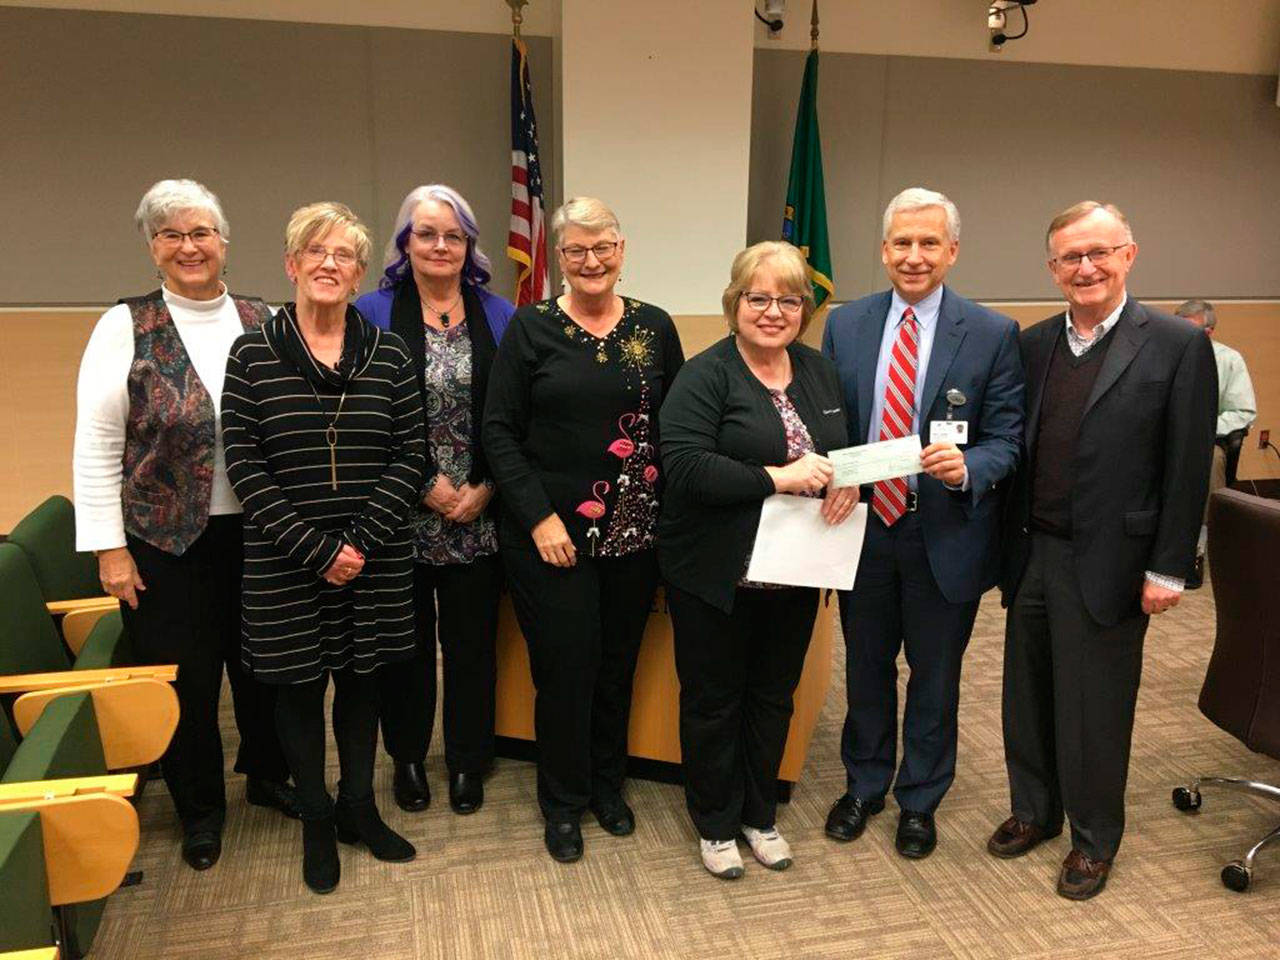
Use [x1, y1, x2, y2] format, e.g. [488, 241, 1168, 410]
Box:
[73, 284, 266, 552]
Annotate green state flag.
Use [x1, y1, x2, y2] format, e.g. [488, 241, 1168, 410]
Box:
[782, 47, 834, 307]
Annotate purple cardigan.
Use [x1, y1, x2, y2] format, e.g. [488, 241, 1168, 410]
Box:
[354, 283, 514, 343]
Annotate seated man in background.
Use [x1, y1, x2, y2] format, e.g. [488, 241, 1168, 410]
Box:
[1173, 298, 1257, 588]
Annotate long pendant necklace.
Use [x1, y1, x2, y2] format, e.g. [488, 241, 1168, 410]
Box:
[306, 381, 348, 490]
[425, 292, 463, 328]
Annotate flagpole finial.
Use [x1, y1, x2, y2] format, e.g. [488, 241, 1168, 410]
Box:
[810, 0, 820, 49]
[508, 0, 529, 40]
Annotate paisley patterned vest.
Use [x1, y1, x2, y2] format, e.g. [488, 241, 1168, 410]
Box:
[120, 290, 271, 555]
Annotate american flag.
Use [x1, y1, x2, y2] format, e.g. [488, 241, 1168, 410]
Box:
[507, 37, 548, 306]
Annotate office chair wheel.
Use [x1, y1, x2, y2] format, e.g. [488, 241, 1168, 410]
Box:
[1221, 861, 1251, 892]
[1172, 787, 1202, 811]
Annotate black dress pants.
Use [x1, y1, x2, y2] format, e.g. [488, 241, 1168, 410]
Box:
[502, 546, 659, 821]
[274, 668, 380, 821]
[839, 511, 980, 815]
[1003, 533, 1147, 862]
[669, 584, 818, 842]
[120, 515, 289, 836]
[378, 554, 502, 774]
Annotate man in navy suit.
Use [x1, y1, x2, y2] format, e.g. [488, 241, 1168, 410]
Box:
[821, 187, 1024, 858]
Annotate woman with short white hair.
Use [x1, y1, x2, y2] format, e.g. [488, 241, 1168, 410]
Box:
[73, 178, 297, 873]
[484, 197, 685, 863]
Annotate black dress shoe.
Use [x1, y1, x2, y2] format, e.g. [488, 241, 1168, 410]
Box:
[393, 760, 431, 813]
[181, 832, 222, 871]
[246, 778, 302, 819]
[825, 794, 884, 842]
[895, 810, 937, 859]
[449, 772, 484, 815]
[589, 798, 635, 837]
[544, 820, 583, 863]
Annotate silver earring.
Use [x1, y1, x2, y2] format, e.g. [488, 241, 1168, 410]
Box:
[155, 269, 163, 279]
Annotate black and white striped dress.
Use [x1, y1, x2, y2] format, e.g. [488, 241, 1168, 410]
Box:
[221, 305, 425, 684]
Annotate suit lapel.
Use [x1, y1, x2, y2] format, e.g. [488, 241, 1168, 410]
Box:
[854, 292, 891, 442]
[1024, 317, 1060, 456]
[917, 287, 966, 428]
[1083, 299, 1149, 418]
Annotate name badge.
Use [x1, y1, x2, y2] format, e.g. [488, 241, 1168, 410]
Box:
[930, 420, 969, 445]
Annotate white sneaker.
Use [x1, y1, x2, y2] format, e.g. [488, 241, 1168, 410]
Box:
[699, 838, 744, 879]
[741, 825, 793, 870]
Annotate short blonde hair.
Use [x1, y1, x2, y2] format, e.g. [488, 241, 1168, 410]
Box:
[1044, 201, 1133, 254]
[284, 201, 372, 265]
[550, 197, 621, 247]
[722, 242, 817, 337]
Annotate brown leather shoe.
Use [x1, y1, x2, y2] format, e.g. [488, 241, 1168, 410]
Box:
[987, 816, 1061, 859]
[1057, 849, 1112, 900]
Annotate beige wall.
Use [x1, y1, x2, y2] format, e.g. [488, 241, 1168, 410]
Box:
[749, 49, 1280, 303]
[559, 0, 754, 314]
[7, 301, 1273, 532]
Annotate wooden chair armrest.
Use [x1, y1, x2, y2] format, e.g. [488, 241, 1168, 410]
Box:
[0, 788, 139, 904]
[45, 597, 116, 617]
[13, 680, 178, 770]
[57, 605, 116, 657]
[0, 948, 60, 959]
[0, 775, 138, 805]
[0, 665, 177, 695]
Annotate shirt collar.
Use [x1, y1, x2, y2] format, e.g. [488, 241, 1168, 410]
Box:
[889, 284, 944, 331]
[1065, 293, 1127, 346]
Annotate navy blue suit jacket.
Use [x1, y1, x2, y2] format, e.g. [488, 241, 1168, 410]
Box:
[822, 287, 1025, 603]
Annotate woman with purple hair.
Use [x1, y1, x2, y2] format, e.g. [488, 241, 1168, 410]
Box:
[355, 184, 513, 816]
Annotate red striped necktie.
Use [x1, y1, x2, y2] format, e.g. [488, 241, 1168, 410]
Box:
[872, 306, 919, 526]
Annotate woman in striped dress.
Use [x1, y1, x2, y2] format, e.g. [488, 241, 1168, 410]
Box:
[221, 202, 425, 894]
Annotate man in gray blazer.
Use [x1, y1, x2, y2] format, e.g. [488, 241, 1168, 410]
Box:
[992, 201, 1217, 900]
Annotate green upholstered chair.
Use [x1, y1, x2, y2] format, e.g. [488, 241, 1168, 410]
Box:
[0, 545, 127, 675]
[0, 812, 56, 953]
[6, 497, 101, 604]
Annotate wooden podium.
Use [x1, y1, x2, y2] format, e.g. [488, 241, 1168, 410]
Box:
[494, 587, 836, 785]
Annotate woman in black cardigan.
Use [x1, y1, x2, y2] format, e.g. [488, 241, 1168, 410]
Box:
[659, 241, 857, 880]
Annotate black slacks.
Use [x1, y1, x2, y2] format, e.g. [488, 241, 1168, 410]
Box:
[502, 546, 658, 821]
[120, 515, 288, 836]
[1003, 532, 1147, 862]
[274, 668, 380, 821]
[378, 554, 502, 774]
[839, 511, 980, 815]
[669, 584, 817, 842]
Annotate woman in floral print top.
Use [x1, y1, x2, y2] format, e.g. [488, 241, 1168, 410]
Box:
[484, 197, 684, 863]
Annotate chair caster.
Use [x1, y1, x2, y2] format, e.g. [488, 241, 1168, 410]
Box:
[1172, 787, 1202, 812]
[1221, 861, 1251, 892]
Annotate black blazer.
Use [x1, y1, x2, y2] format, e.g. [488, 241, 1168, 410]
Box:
[658, 335, 848, 613]
[387, 281, 499, 485]
[1000, 299, 1218, 626]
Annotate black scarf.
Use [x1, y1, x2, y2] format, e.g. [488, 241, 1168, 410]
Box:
[388, 278, 498, 484]
[273, 302, 375, 392]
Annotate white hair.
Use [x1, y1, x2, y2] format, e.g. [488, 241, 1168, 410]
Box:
[882, 187, 960, 243]
[134, 178, 230, 240]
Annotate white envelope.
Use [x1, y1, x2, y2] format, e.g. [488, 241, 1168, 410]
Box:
[745, 496, 867, 591]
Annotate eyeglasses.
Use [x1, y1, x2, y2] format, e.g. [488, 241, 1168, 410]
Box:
[299, 244, 360, 268]
[741, 292, 806, 315]
[153, 227, 220, 246]
[1051, 243, 1131, 269]
[560, 242, 619, 263]
[412, 229, 467, 249]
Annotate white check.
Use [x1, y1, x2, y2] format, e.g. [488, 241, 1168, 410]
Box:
[829, 435, 923, 488]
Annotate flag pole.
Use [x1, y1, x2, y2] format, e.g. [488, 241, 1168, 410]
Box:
[811, 0, 820, 49]
[507, 0, 528, 41]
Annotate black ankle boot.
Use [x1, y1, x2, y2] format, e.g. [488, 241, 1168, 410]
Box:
[301, 817, 340, 894]
[393, 761, 431, 812]
[335, 799, 416, 862]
